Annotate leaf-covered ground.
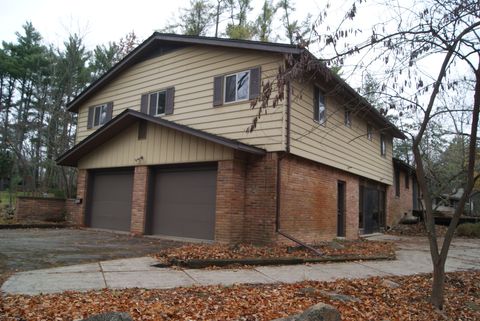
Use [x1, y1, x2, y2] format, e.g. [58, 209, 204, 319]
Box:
[2, 271, 479, 321]
[154, 239, 395, 265]
[387, 222, 448, 237]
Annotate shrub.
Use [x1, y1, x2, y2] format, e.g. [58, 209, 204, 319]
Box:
[456, 223, 480, 238]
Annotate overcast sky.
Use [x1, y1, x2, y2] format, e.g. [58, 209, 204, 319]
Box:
[1, 0, 322, 49]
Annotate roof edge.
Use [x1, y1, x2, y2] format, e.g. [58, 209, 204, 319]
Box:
[57, 109, 266, 167]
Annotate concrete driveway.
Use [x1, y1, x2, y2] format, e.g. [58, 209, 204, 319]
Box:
[2, 234, 479, 295]
[0, 228, 180, 275]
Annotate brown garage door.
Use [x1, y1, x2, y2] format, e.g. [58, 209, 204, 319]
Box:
[87, 169, 133, 232]
[150, 167, 217, 240]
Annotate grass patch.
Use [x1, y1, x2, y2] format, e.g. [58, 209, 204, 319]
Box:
[456, 223, 480, 237]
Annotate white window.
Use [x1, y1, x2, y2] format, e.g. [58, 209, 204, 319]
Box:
[149, 90, 166, 116]
[367, 124, 373, 140]
[224, 70, 250, 103]
[380, 134, 387, 156]
[93, 104, 108, 127]
[314, 86, 326, 125]
[344, 110, 352, 127]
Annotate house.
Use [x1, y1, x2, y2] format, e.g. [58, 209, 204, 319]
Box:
[58, 33, 407, 244]
[388, 158, 420, 226]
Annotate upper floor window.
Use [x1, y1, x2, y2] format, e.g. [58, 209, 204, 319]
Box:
[87, 102, 113, 129]
[367, 124, 373, 140]
[225, 70, 250, 103]
[213, 67, 261, 107]
[149, 90, 166, 116]
[344, 110, 352, 127]
[380, 134, 387, 156]
[140, 87, 175, 116]
[314, 86, 326, 125]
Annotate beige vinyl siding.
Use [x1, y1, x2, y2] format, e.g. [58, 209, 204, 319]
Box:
[78, 121, 234, 169]
[75, 46, 285, 151]
[290, 81, 394, 185]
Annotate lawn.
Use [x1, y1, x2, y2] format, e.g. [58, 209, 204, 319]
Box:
[1, 271, 478, 320]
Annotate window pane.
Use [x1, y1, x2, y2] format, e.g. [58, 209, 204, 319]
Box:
[316, 89, 326, 124]
[157, 91, 166, 115]
[237, 71, 249, 100]
[94, 106, 100, 126]
[225, 75, 236, 102]
[99, 105, 107, 125]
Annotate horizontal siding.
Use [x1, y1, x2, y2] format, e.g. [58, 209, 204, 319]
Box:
[78, 122, 234, 169]
[75, 46, 286, 152]
[290, 81, 394, 185]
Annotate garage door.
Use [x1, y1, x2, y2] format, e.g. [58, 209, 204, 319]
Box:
[150, 167, 217, 240]
[87, 169, 133, 231]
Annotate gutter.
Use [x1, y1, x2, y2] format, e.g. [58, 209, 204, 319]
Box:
[275, 80, 323, 256]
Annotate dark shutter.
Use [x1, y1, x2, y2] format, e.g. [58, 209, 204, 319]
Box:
[138, 120, 147, 140]
[165, 87, 175, 115]
[313, 86, 319, 121]
[213, 76, 224, 107]
[249, 67, 261, 100]
[140, 94, 148, 114]
[105, 102, 113, 122]
[87, 106, 94, 129]
[149, 93, 157, 116]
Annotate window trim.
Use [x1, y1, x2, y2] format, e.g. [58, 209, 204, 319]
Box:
[314, 86, 327, 125]
[149, 90, 167, 116]
[223, 70, 250, 104]
[93, 104, 108, 128]
[344, 110, 352, 127]
[380, 134, 387, 157]
[367, 124, 373, 141]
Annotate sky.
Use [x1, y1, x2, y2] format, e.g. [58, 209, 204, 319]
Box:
[0, 0, 321, 50]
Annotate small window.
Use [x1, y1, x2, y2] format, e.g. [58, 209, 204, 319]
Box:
[149, 90, 166, 116]
[367, 124, 373, 140]
[224, 70, 250, 103]
[314, 86, 326, 124]
[405, 172, 410, 189]
[380, 134, 387, 157]
[344, 110, 352, 127]
[93, 104, 108, 127]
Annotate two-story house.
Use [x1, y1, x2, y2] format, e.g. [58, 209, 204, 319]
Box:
[58, 33, 406, 244]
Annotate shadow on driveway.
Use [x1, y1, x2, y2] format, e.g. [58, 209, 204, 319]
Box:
[0, 228, 181, 274]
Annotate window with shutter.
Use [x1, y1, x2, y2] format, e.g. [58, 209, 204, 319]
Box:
[89, 102, 113, 128]
[213, 67, 260, 106]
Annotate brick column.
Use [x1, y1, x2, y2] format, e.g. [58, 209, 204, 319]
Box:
[67, 169, 88, 226]
[215, 159, 246, 243]
[131, 165, 149, 235]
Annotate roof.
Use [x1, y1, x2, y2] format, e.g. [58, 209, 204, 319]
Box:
[56, 109, 266, 167]
[393, 157, 415, 173]
[66, 32, 405, 139]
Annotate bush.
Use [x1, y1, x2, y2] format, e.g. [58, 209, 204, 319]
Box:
[456, 223, 480, 238]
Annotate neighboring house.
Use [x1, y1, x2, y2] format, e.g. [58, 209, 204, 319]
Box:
[434, 188, 475, 216]
[58, 33, 406, 244]
[388, 158, 420, 226]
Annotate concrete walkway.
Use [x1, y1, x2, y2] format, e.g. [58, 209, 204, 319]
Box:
[2, 235, 479, 295]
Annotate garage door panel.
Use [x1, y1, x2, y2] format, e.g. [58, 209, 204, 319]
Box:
[89, 170, 133, 232]
[151, 168, 216, 240]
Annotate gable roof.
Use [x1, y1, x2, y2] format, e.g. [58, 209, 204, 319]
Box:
[57, 109, 265, 167]
[66, 32, 405, 139]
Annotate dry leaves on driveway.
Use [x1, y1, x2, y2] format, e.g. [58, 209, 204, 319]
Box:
[2, 271, 479, 321]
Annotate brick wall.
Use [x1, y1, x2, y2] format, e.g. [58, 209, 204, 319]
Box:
[215, 158, 246, 243]
[65, 169, 88, 226]
[15, 196, 66, 221]
[387, 168, 414, 227]
[243, 153, 278, 244]
[130, 166, 149, 235]
[277, 154, 359, 243]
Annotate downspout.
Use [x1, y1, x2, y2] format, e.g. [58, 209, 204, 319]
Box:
[275, 80, 322, 256]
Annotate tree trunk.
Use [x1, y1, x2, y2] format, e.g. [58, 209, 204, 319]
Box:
[431, 259, 446, 310]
